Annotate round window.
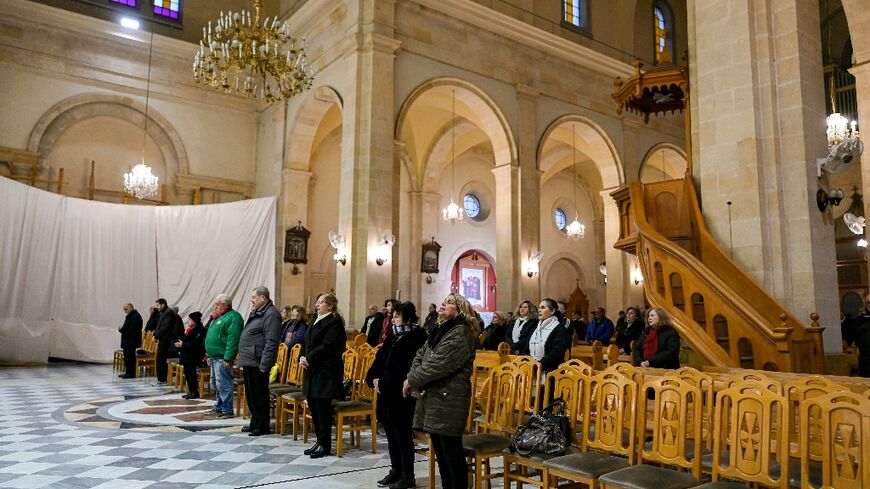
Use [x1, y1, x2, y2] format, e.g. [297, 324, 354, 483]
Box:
[554, 208, 567, 231]
[464, 194, 481, 219]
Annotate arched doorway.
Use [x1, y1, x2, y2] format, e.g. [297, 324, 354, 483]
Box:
[639, 143, 687, 183]
[450, 250, 496, 312]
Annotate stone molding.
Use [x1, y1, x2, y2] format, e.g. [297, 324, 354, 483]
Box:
[176, 174, 254, 197]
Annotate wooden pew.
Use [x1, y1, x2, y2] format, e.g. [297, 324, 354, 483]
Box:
[569, 341, 604, 370]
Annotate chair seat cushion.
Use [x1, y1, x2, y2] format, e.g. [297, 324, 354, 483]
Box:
[778, 459, 821, 487]
[281, 391, 306, 401]
[462, 433, 512, 455]
[700, 450, 729, 470]
[269, 384, 299, 395]
[333, 400, 370, 411]
[598, 465, 699, 489]
[503, 445, 580, 462]
[543, 451, 630, 478]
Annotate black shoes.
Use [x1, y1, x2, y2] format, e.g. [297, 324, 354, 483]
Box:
[308, 445, 330, 458]
[182, 393, 198, 400]
[303, 443, 320, 455]
[388, 478, 416, 489]
[377, 469, 401, 487]
[241, 426, 253, 433]
[248, 430, 270, 437]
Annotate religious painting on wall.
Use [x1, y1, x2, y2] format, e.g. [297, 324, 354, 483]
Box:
[421, 237, 441, 274]
[284, 221, 311, 264]
[460, 267, 486, 308]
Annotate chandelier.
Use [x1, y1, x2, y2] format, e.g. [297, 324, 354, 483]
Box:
[826, 112, 858, 148]
[124, 31, 159, 200]
[442, 89, 464, 223]
[565, 124, 586, 240]
[193, 0, 315, 102]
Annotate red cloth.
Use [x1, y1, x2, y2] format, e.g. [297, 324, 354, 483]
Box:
[185, 324, 194, 336]
[378, 314, 392, 345]
[643, 326, 659, 361]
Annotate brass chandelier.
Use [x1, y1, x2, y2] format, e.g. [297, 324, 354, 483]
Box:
[193, 0, 314, 102]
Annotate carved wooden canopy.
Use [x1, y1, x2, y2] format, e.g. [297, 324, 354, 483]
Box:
[612, 60, 688, 123]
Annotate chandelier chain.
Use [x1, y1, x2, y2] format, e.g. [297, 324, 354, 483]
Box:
[142, 30, 154, 162]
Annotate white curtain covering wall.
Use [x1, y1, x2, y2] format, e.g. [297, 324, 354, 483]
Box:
[0, 177, 276, 364]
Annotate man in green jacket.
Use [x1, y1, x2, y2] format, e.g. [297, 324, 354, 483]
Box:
[205, 293, 244, 417]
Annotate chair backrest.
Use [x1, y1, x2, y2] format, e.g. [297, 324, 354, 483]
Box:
[784, 375, 848, 459]
[478, 362, 524, 434]
[710, 384, 789, 487]
[800, 391, 870, 489]
[640, 377, 703, 479]
[353, 334, 367, 347]
[511, 355, 542, 414]
[356, 342, 373, 360]
[497, 341, 511, 358]
[583, 371, 639, 463]
[544, 365, 589, 448]
[726, 372, 783, 395]
[666, 366, 715, 451]
[562, 359, 594, 377]
[286, 344, 302, 385]
[342, 349, 359, 382]
[354, 348, 379, 403]
[865, 386, 870, 400]
[274, 343, 288, 383]
[606, 362, 644, 386]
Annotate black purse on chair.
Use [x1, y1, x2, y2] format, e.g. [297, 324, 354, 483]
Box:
[509, 398, 570, 456]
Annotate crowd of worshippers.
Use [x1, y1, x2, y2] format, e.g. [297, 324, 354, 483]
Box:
[116, 290, 682, 489]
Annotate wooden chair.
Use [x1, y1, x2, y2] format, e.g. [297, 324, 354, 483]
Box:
[725, 371, 783, 395]
[562, 359, 594, 377]
[462, 362, 524, 489]
[269, 344, 298, 397]
[468, 348, 510, 432]
[798, 391, 870, 489]
[598, 377, 703, 489]
[543, 371, 639, 489]
[333, 347, 378, 457]
[233, 366, 248, 418]
[503, 364, 587, 488]
[665, 366, 714, 452]
[606, 362, 644, 386]
[276, 345, 306, 438]
[699, 384, 790, 488]
[783, 376, 847, 461]
[511, 356, 542, 415]
[353, 334, 367, 347]
[135, 331, 157, 377]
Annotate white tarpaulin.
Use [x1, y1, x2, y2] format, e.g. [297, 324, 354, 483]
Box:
[0, 177, 275, 364]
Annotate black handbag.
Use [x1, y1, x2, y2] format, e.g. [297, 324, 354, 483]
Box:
[509, 398, 570, 456]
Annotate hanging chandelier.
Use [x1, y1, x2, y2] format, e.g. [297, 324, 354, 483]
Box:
[193, 0, 315, 102]
[442, 89, 464, 223]
[565, 124, 585, 240]
[826, 112, 858, 148]
[124, 31, 159, 200]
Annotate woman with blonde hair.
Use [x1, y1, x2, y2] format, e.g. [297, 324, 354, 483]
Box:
[404, 293, 478, 489]
[632, 307, 680, 369]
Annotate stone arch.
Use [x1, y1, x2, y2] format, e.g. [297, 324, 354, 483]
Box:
[841, 0, 870, 67]
[422, 120, 486, 193]
[537, 115, 624, 189]
[639, 142, 687, 182]
[396, 77, 517, 190]
[285, 85, 343, 171]
[441, 242, 497, 283]
[541, 252, 587, 290]
[27, 93, 188, 183]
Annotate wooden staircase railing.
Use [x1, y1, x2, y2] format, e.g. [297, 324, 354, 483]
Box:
[612, 177, 825, 373]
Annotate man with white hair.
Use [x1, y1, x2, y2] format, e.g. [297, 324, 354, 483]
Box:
[204, 293, 244, 418]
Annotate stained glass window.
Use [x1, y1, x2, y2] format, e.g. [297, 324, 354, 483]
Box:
[562, 0, 587, 29]
[463, 194, 481, 219]
[554, 208, 567, 231]
[153, 0, 180, 20]
[110, 0, 137, 6]
[654, 3, 674, 64]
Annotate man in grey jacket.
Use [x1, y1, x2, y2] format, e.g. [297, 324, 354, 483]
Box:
[238, 286, 283, 436]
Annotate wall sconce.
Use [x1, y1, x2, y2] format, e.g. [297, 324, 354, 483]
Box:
[490, 284, 497, 294]
[816, 187, 845, 212]
[291, 265, 301, 275]
[328, 231, 347, 266]
[425, 275, 434, 284]
[631, 263, 643, 285]
[525, 251, 543, 278]
[859, 238, 868, 248]
[599, 262, 607, 285]
[375, 233, 395, 266]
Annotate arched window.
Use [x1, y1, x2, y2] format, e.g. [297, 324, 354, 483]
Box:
[463, 194, 481, 220]
[562, 0, 589, 30]
[554, 208, 567, 232]
[653, 2, 674, 64]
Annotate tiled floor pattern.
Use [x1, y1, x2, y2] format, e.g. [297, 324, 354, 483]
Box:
[0, 363, 493, 488]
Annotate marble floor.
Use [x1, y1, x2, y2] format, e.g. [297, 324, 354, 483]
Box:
[0, 362, 483, 488]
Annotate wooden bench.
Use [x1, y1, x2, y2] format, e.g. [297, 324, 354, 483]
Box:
[568, 341, 604, 370]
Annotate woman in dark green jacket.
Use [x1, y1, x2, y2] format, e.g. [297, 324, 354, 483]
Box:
[404, 293, 478, 489]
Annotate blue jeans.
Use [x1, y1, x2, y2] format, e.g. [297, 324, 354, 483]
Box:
[210, 359, 234, 414]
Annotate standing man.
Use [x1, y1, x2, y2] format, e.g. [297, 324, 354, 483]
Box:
[423, 303, 438, 334]
[239, 286, 282, 436]
[205, 293, 244, 418]
[845, 293, 870, 377]
[361, 305, 383, 340]
[153, 300, 182, 384]
[118, 303, 143, 379]
[585, 307, 614, 346]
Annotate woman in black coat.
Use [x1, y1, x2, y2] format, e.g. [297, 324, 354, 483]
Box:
[615, 307, 644, 355]
[366, 302, 428, 489]
[633, 307, 681, 369]
[300, 293, 346, 459]
[175, 311, 206, 399]
[507, 300, 538, 354]
[479, 311, 508, 351]
[527, 299, 573, 374]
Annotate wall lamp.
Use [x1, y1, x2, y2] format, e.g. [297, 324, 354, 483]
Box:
[328, 231, 347, 266]
[525, 251, 542, 278]
[816, 187, 845, 212]
[632, 263, 644, 285]
[375, 233, 395, 266]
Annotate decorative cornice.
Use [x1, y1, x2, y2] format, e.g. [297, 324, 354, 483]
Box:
[176, 174, 254, 195]
[412, 0, 635, 79]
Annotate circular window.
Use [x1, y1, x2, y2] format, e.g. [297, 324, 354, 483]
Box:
[464, 194, 481, 219]
[554, 208, 567, 231]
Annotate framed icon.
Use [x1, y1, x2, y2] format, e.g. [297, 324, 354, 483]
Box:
[421, 237, 442, 274]
[284, 221, 311, 264]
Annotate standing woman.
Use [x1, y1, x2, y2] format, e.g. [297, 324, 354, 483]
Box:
[366, 302, 428, 489]
[300, 293, 346, 459]
[633, 307, 681, 369]
[282, 305, 309, 350]
[527, 299, 573, 375]
[175, 311, 206, 399]
[506, 300, 538, 354]
[404, 293, 478, 489]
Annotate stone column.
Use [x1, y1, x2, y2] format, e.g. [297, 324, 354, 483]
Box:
[600, 189, 625, 316]
[280, 169, 312, 307]
[492, 164, 520, 310]
[516, 84, 541, 304]
[409, 190, 442, 307]
[689, 0, 838, 348]
[336, 0, 401, 327]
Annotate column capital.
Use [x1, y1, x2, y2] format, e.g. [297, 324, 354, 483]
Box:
[515, 84, 540, 97]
